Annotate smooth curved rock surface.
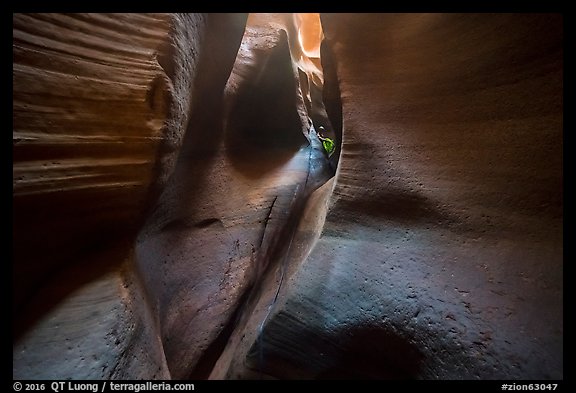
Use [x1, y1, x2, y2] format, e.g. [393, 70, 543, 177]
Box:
[135, 13, 334, 379]
[247, 13, 563, 379]
[13, 13, 247, 379]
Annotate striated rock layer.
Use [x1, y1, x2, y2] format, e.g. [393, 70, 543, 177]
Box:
[13, 13, 248, 379]
[248, 13, 563, 379]
[13, 12, 335, 380]
[13, 13, 171, 315]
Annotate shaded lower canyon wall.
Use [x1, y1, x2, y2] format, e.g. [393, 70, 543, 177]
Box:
[247, 13, 563, 379]
[13, 13, 562, 380]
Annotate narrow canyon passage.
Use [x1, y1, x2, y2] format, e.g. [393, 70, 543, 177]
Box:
[13, 13, 562, 380]
[134, 13, 339, 378]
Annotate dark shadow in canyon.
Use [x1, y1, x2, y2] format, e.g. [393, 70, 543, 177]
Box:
[332, 191, 459, 228]
[12, 234, 134, 342]
[246, 318, 424, 379]
[224, 30, 308, 180]
[315, 327, 424, 380]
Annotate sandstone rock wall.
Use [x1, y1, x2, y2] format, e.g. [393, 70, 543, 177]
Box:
[248, 13, 563, 379]
[13, 13, 247, 379]
[134, 13, 334, 379]
[13, 13, 563, 380]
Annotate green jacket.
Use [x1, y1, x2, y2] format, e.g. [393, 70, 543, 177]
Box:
[318, 135, 335, 157]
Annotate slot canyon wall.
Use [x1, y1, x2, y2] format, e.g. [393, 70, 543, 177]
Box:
[13, 13, 249, 379]
[247, 13, 563, 379]
[13, 13, 562, 380]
